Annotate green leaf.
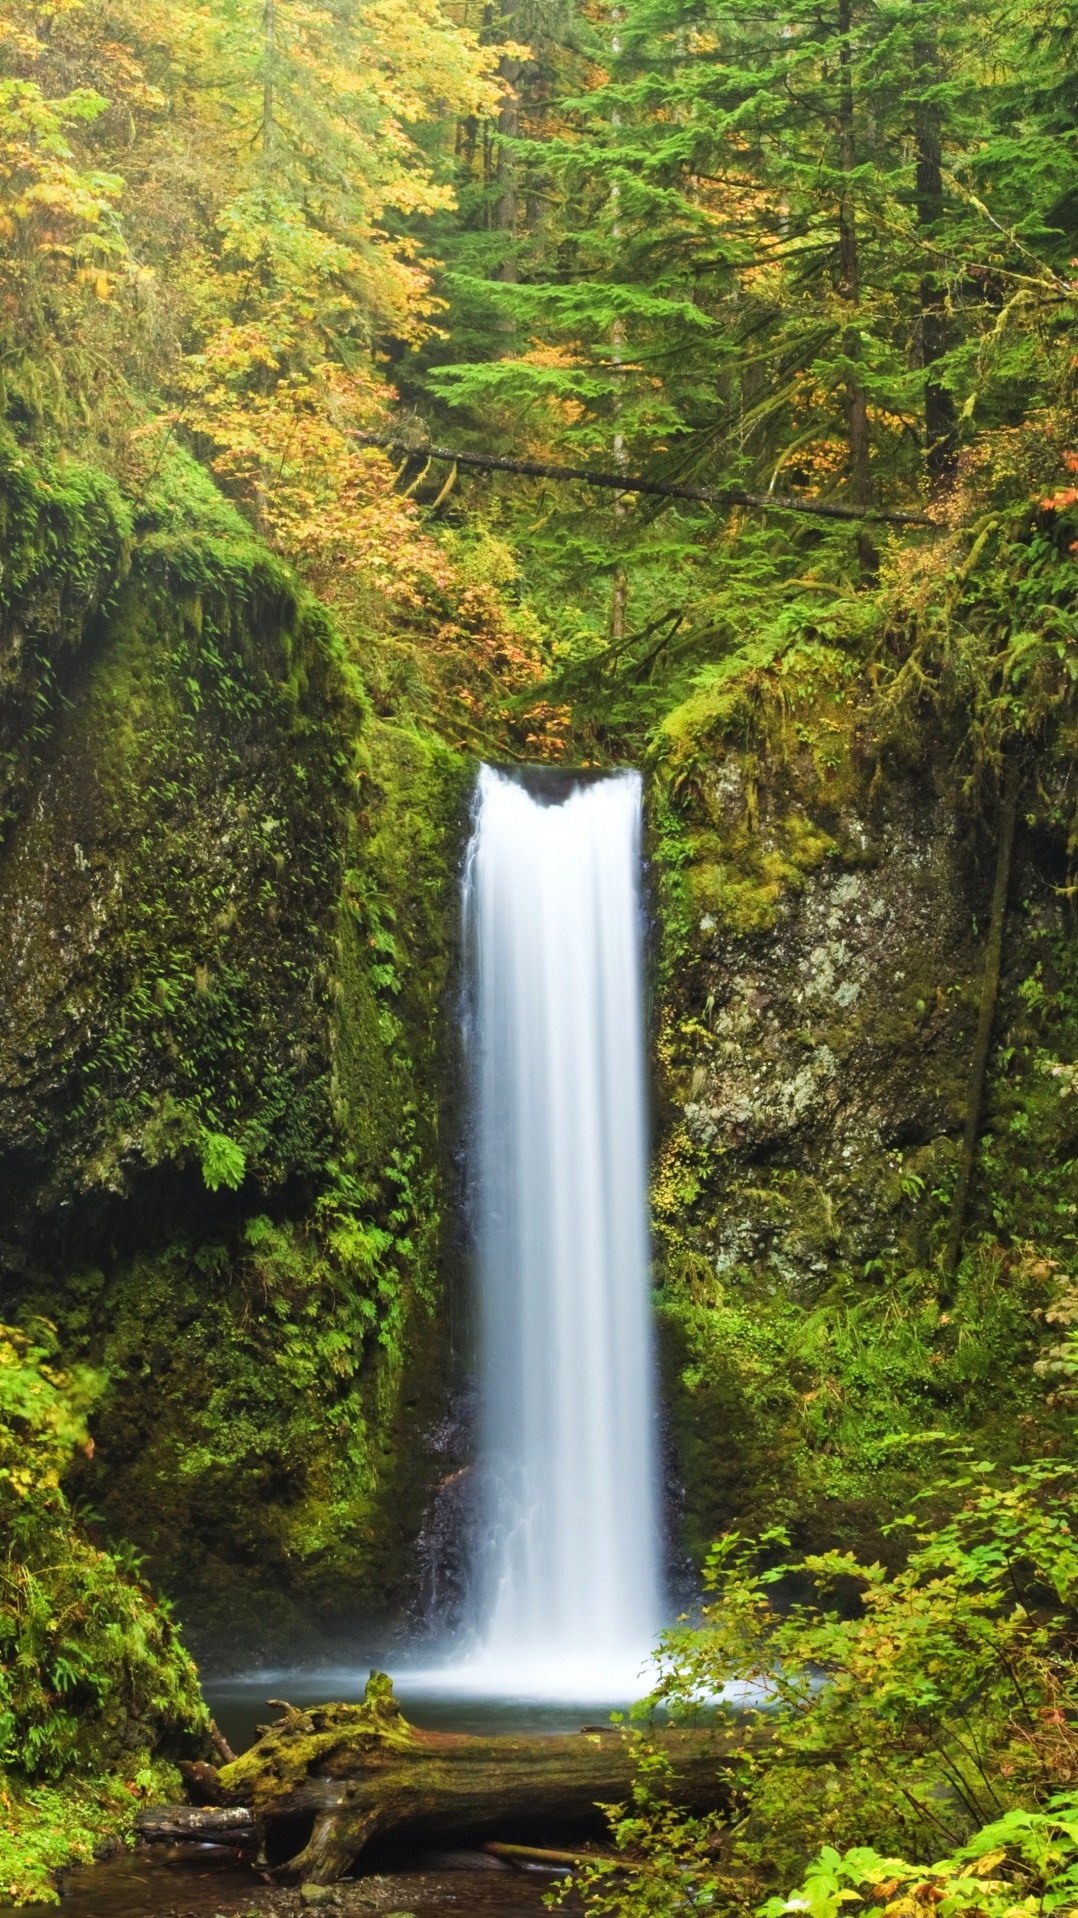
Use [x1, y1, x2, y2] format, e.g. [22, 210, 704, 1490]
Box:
[198, 1129, 246, 1193]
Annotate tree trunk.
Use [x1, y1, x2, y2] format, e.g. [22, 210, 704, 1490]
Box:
[941, 755, 1021, 1292]
[146, 1680, 742, 1886]
[611, 566, 628, 641]
[263, 0, 275, 156]
[137, 1806, 257, 1844]
[914, 4, 957, 485]
[351, 431, 933, 525]
[497, 58, 521, 284]
[837, 0, 876, 575]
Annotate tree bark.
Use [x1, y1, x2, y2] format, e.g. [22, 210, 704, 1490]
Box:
[153, 1681, 742, 1886]
[914, 4, 957, 485]
[352, 433, 933, 525]
[941, 754, 1021, 1292]
[837, 0, 876, 574]
[137, 1806, 257, 1844]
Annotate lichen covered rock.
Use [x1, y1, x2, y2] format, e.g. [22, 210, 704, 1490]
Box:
[650, 645, 1078, 1564]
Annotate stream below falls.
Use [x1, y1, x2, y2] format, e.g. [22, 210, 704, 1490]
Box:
[0, 1685, 605, 1918]
[0, 1848, 575, 1918]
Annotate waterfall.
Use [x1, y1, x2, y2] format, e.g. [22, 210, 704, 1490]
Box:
[460, 763, 662, 1698]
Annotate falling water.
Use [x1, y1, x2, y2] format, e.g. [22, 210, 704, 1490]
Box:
[459, 762, 662, 1699]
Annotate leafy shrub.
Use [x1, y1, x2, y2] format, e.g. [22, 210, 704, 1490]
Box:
[0, 1322, 209, 1902]
[565, 1464, 1078, 1918]
[198, 1127, 247, 1193]
[766, 1800, 1078, 1918]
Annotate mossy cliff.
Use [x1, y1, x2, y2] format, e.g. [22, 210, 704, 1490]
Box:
[649, 637, 1078, 1571]
[0, 443, 472, 1666]
[5, 429, 1078, 1683]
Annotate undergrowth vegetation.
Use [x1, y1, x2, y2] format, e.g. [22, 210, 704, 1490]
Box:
[0, 1323, 207, 1905]
[559, 1463, 1078, 1918]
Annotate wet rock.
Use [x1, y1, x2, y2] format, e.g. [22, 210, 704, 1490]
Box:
[651, 687, 1076, 1566]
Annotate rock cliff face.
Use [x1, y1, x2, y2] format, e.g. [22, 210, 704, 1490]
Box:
[649, 655, 1076, 1568]
[669, 790, 974, 1285]
[0, 450, 471, 1664]
[0, 573, 341, 1238]
[3, 452, 1075, 1655]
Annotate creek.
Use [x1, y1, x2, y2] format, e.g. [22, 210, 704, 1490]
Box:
[0, 1849, 569, 1918]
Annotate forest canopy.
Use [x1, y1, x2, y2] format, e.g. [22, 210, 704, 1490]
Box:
[5, 0, 1078, 762]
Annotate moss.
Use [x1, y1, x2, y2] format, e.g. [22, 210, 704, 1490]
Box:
[10, 709, 472, 1659]
[0, 447, 473, 1663]
[218, 1675, 416, 1808]
[0, 438, 133, 837]
[0, 1323, 206, 1903]
[649, 637, 1078, 1569]
[334, 719, 472, 1195]
[687, 823, 835, 937]
[0, 1772, 175, 1908]
[654, 646, 861, 958]
[0, 563, 348, 1221]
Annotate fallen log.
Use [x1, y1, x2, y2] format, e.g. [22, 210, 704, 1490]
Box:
[136, 1805, 256, 1844]
[197, 1672, 738, 1885]
[352, 431, 936, 527]
[178, 1759, 226, 1805]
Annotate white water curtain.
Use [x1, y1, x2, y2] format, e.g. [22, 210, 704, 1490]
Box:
[463, 765, 661, 1696]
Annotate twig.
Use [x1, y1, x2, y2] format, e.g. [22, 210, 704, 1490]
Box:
[483, 1840, 619, 1869]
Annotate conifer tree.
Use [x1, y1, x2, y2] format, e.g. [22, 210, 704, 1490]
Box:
[420, 0, 1078, 636]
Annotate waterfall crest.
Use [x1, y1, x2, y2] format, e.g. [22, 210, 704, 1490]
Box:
[460, 762, 662, 1698]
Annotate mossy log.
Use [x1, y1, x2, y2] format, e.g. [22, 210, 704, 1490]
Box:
[148, 1673, 740, 1885]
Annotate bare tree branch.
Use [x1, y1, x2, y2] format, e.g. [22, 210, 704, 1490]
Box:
[353, 432, 934, 526]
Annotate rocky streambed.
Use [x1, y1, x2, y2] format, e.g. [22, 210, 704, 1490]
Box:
[1, 1846, 573, 1918]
